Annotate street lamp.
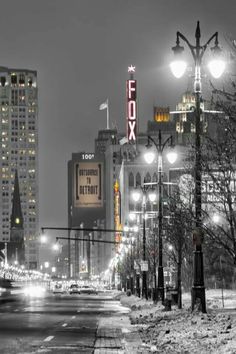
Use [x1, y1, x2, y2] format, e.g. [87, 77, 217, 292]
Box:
[170, 21, 225, 313]
[131, 184, 157, 300]
[144, 130, 177, 303]
[123, 223, 139, 295]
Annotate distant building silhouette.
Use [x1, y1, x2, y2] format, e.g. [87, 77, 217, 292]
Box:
[8, 169, 25, 265]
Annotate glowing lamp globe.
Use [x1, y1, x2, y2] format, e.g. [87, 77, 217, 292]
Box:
[132, 190, 141, 202]
[167, 151, 178, 164]
[148, 190, 157, 203]
[208, 59, 225, 79]
[170, 60, 187, 78]
[123, 225, 129, 232]
[144, 151, 155, 164]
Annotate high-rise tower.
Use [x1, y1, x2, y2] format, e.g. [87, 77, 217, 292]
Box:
[0, 67, 39, 269]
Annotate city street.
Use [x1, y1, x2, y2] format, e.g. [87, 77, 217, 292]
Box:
[0, 292, 131, 354]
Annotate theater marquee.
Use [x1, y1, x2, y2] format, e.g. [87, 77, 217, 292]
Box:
[74, 162, 103, 208]
[126, 65, 137, 142]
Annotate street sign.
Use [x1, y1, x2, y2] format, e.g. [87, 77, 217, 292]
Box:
[140, 261, 148, 271]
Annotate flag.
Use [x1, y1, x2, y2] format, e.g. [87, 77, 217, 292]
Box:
[99, 99, 108, 110]
[119, 136, 128, 145]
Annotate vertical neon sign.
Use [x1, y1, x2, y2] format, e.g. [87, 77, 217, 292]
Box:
[114, 180, 122, 252]
[126, 65, 137, 142]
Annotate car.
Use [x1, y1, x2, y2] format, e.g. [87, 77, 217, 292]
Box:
[79, 285, 98, 295]
[53, 283, 64, 294]
[69, 283, 80, 294]
[0, 279, 12, 301]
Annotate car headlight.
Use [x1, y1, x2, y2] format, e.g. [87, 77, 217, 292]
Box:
[23, 285, 46, 297]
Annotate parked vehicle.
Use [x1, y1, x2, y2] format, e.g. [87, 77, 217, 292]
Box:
[53, 283, 64, 294]
[79, 285, 98, 295]
[69, 283, 80, 294]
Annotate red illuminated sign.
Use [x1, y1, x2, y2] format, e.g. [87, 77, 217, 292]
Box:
[126, 79, 137, 142]
[114, 180, 122, 252]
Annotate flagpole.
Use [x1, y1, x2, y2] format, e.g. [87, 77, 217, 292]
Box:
[106, 99, 109, 129]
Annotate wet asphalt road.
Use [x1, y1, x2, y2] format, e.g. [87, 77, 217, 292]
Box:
[0, 292, 129, 354]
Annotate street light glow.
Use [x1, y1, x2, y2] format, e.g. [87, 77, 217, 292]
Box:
[40, 234, 47, 244]
[129, 212, 136, 221]
[52, 243, 60, 251]
[144, 150, 155, 164]
[133, 225, 139, 233]
[166, 150, 178, 164]
[132, 189, 142, 202]
[123, 225, 129, 232]
[208, 59, 226, 79]
[212, 214, 220, 224]
[148, 190, 157, 203]
[170, 60, 187, 78]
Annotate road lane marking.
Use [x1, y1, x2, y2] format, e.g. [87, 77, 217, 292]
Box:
[62, 323, 67, 327]
[44, 336, 54, 342]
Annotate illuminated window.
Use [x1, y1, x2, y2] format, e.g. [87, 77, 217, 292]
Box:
[11, 74, 17, 85]
[28, 77, 33, 87]
[19, 74, 25, 86]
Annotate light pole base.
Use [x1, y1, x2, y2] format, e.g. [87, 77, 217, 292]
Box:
[192, 286, 206, 313]
[152, 288, 158, 303]
[157, 287, 165, 303]
[142, 271, 148, 300]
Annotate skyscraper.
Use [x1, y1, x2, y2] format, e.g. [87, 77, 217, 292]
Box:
[0, 67, 39, 269]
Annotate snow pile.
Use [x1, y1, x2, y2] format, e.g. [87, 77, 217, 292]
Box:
[120, 290, 236, 353]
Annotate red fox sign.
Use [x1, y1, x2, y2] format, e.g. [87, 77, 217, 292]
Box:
[126, 67, 137, 142]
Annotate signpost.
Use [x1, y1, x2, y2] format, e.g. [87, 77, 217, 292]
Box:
[140, 260, 148, 272]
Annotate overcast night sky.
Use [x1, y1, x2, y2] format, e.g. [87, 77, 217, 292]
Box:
[1, 0, 235, 229]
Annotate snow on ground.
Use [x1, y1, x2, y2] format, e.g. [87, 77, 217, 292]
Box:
[118, 289, 236, 353]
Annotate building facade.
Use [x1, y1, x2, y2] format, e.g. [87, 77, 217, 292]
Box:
[0, 67, 39, 269]
[67, 151, 106, 279]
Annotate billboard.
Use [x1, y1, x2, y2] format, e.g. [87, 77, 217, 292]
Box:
[74, 162, 103, 208]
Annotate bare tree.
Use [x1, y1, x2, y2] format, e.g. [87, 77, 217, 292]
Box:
[200, 81, 236, 286]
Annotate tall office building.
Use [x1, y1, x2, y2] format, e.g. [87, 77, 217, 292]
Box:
[0, 67, 39, 269]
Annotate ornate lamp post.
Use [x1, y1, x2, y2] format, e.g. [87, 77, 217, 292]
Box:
[131, 184, 157, 300]
[144, 130, 177, 303]
[170, 21, 225, 312]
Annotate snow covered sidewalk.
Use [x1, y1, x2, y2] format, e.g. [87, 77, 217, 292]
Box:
[117, 289, 236, 353]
